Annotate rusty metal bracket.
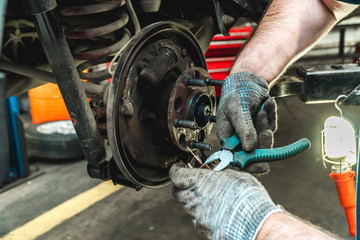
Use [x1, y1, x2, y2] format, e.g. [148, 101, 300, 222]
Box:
[270, 64, 360, 105]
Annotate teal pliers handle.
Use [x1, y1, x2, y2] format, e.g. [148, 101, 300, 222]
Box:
[221, 134, 241, 150]
[233, 138, 311, 169]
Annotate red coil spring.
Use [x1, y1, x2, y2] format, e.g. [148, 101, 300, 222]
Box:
[60, 0, 131, 82]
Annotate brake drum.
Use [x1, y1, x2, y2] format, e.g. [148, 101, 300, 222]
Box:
[107, 22, 216, 188]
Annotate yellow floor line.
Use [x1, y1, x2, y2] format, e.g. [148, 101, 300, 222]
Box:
[1, 181, 121, 240]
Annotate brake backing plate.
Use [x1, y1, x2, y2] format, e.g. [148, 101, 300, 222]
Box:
[107, 22, 216, 188]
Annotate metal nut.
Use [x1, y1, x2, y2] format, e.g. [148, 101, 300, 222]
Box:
[120, 99, 134, 117]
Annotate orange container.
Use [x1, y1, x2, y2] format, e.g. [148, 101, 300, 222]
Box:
[28, 83, 70, 124]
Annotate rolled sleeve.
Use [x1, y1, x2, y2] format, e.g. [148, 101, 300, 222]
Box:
[337, 0, 360, 4]
[323, 0, 358, 20]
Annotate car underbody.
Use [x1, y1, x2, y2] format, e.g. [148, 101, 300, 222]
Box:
[1, 0, 270, 189]
[2, 0, 360, 190]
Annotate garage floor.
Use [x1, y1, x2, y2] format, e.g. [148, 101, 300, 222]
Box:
[1, 96, 359, 240]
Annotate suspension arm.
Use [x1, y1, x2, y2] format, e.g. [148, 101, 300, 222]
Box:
[0, 61, 107, 99]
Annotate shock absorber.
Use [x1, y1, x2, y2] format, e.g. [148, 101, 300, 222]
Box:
[59, 0, 132, 82]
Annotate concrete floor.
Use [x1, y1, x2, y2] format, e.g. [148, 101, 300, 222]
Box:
[1, 96, 359, 240]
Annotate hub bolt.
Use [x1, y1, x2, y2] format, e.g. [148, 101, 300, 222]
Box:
[174, 119, 198, 130]
[190, 141, 212, 150]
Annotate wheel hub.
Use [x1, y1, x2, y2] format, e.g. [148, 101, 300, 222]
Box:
[167, 68, 216, 152]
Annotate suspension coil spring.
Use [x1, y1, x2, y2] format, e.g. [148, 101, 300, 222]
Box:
[60, 0, 132, 82]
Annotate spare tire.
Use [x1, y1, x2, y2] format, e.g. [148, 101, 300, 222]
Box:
[25, 120, 84, 160]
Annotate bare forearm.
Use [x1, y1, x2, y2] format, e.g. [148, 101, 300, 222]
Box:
[256, 213, 339, 240]
[230, 0, 353, 83]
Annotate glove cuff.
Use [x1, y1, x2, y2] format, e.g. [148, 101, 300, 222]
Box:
[223, 187, 283, 240]
[252, 207, 283, 240]
[221, 72, 268, 100]
[225, 72, 268, 89]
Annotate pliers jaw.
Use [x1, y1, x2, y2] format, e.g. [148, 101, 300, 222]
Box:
[204, 150, 234, 171]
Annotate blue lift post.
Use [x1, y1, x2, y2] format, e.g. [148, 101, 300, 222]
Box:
[6, 95, 30, 181]
[1, 0, 29, 183]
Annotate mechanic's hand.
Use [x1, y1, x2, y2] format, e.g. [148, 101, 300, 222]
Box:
[170, 163, 283, 240]
[217, 72, 277, 152]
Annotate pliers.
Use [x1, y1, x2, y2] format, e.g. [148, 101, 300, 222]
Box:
[205, 134, 311, 171]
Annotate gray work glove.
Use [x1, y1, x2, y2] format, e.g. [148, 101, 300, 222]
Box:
[217, 72, 277, 152]
[244, 108, 273, 174]
[170, 163, 283, 240]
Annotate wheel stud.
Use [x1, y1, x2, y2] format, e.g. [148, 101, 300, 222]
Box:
[185, 78, 223, 87]
[174, 119, 197, 130]
[190, 141, 212, 150]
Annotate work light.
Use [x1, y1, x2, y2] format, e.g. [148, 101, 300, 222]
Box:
[320, 95, 357, 237]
